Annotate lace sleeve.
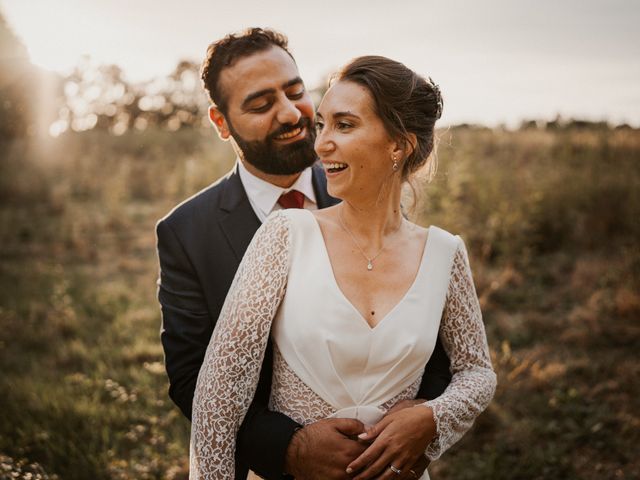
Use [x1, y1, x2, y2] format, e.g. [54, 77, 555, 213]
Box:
[423, 236, 497, 460]
[189, 211, 291, 479]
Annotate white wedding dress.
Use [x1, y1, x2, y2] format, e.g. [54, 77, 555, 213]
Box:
[190, 209, 496, 479]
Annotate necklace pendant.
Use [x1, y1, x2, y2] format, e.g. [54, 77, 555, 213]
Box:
[367, 261, 373, 271]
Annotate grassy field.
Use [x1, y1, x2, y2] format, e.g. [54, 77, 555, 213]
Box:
[0, 125, 638, 479]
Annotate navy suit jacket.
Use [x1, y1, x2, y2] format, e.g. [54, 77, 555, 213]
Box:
[156, 163, 451, 479]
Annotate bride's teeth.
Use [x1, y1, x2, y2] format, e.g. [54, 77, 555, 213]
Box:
[326, 162, 347, 170]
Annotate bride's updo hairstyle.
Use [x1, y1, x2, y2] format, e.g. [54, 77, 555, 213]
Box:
[334, 56, 443, 182]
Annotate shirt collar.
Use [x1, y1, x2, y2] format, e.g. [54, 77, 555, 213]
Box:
[237, 158, 317, 217]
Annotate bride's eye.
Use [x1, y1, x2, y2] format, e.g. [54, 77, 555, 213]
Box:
[315, 121, 324, 132]
[336, 121, 353, 131]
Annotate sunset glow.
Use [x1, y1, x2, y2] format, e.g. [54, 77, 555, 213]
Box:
[2, 0, 639, 126]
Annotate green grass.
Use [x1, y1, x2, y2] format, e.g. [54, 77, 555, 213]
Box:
[1, 126, 639, 479]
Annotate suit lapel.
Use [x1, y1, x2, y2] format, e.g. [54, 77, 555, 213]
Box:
[312, 163, 340, 209]
[219, 164, 337, 262]
[218, 168, 261, 262]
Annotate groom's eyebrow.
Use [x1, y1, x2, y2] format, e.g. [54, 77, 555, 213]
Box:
[241, 77, 304, 108]
[282, 76, 303, 89]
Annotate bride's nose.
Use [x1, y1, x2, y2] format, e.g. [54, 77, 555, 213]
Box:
[314, 125, 335, 156]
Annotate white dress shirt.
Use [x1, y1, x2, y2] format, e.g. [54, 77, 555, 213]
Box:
[236, 158, 317, 222]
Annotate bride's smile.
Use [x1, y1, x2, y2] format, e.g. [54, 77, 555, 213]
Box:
[315, 80, 402, 204]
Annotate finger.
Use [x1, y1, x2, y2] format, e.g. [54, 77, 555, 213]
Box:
[329, 418, 366, 437]
[384, 400, 410, 416]
[386, 398, 428, 416]
[352, 447, 399, 480]
[404, 465, 422, 480]
[358, 416, 392, 442]
[377, 449, 414, 480]
[409, 455, 430, 478]
[346, 440, 386, 476]
[393, 467, 418, 480]
[339, 436, 368, 460]
[372, 453, 413, 480]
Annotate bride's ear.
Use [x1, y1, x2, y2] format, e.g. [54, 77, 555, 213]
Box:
[391, 133, 417, 162]
[403, 133, 417, 159]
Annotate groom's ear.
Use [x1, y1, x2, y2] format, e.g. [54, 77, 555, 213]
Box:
[209, 106, 231, 140]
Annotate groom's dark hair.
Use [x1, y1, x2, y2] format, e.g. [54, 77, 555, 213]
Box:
[201, 28, 292, 114]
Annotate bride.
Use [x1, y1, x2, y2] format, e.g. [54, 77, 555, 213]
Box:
[190, 56, 496, 479]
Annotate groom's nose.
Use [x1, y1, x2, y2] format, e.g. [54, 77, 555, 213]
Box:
[276, 97, 302, 126]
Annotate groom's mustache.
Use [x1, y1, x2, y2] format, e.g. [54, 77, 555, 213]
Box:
[268, 117, 313, 141]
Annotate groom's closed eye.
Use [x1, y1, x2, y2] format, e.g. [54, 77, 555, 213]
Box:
[242, 77, 306, 113]
[247, 99, 273, 113]
[286, 87, 305, 100]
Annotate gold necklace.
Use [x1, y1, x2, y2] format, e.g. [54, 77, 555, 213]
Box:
[338, 209, 403, 271]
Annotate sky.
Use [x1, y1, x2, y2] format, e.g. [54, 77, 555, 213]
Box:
[2, 0, 639, 127]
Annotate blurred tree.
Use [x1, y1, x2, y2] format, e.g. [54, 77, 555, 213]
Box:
[0, 12, 62, 139]
[0, 12, 32, 138]
[520, 119, 541, 130]
[52, 58, 211, 135]
[53, 58, 136, 135]
[164, 60, 210, 130]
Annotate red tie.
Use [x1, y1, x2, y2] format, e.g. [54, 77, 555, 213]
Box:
[278, 190, 305, 209]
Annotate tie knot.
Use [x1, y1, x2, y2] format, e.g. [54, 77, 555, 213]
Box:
[278, 190, 305, 209]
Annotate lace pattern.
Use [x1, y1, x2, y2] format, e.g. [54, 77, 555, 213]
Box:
[189, 214, 496, 478]
[423, 241, 497, 460]
[379, 376, 423, 411]
[189, 212, 290, 479]
[269, 343, 424, 425]
[269, 344, 334, 424]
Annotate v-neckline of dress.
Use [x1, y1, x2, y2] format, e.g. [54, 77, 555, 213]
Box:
[302, 209, 431, 331]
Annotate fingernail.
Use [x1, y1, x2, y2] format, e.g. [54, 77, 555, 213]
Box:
[358, 432, 367, 439]
[346, 467, 353, 474]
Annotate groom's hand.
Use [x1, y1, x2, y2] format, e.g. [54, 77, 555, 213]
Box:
[285, 418, 366, 479]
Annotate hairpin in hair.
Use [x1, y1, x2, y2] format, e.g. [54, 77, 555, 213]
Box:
[428, 76, 443, 120]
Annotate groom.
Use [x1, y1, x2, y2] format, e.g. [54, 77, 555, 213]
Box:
[156, 28, 451, 479]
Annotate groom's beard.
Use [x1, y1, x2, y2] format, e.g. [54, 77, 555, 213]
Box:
[228, 117, 317, 175]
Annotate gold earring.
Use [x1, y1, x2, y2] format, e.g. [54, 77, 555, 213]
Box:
[392, 155, 399, 171]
